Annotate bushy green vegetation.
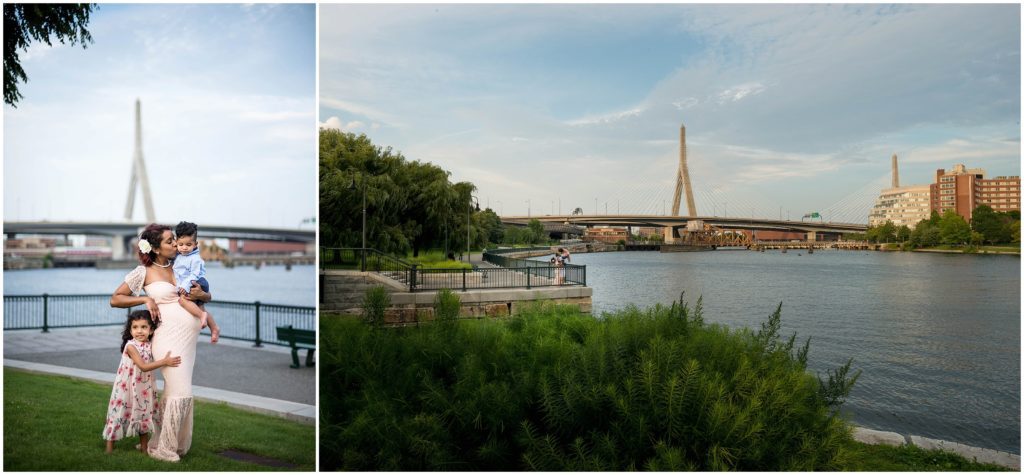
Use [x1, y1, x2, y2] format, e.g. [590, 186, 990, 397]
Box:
[361, 285, 390, 328]
[320, 295, 863, 471]
[847, 206, 1021, 249]
[4, 369, 314, 471]
[320, 130, 505, 256]
[502, 218, 549, 245]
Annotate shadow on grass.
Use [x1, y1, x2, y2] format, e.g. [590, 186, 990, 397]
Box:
[3, 368, 314, 471]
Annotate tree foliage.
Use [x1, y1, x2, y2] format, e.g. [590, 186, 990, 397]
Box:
[4, 4, 95, 107]
[320, 129, 503, 256]
[970, 205, 1014, 244]
[938, 209, 971, 245]
[862, 207, 1021, 248]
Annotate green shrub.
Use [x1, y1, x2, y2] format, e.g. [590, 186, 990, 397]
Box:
[361, 285, 390, 327]
[321, 295, 860, 471]
[434, 288, 461, 329]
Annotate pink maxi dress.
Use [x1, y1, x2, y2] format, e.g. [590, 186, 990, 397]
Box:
[102, 339, 160, 441]
[125, 265, 201, 462]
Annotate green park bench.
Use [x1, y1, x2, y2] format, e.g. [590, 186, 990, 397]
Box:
[276, 325, 316, 369]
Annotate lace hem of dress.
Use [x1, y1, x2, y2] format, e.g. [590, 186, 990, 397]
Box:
[147, 396, 193, 462]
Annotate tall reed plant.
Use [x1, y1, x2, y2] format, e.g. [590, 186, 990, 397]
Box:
[321, 294, 860, 470]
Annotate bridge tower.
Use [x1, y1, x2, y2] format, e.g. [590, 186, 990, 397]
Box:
[124, 99, 156, 222]
[665, 123, 697, 243]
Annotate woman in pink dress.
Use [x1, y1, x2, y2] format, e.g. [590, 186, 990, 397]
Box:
[110, 223, 221, 462]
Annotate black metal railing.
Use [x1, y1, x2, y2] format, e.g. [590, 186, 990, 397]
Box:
[483, 248, 586, 287]
[320, 246, 586, 292]
[320, 248, 412, 278]
[3, 294, 314, 348]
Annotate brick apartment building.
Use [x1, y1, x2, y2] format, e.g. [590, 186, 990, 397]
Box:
[929, 164, 1021, 222]
[584, 226, 629, 243]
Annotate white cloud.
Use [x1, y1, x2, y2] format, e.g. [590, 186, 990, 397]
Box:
[566, 106, 646, 126]
[715, 82, 766, 104]
[319, 116, 343, 130]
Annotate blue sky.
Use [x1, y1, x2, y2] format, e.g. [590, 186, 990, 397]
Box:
[4, 3, 316, 229]
[320, 4, 1020, 222]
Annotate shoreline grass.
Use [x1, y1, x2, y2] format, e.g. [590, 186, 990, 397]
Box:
[844, 440, 1012, 471]
[4, 368, 315, 471]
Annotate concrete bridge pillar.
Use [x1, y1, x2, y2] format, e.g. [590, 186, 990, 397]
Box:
[807, 231, 817, 242]
[663, 226, 677, 244]
[111, 233, 135, 261]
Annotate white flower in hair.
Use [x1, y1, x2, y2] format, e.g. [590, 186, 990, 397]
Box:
[138, 239, 153, 254]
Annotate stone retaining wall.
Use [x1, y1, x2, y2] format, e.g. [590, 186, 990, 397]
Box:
[322, 270, 593, 323]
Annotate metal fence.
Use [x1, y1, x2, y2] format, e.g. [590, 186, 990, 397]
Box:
[3, 294, 315, 348]
[482, 248, 586, 287]
[319, 246, 586, 292]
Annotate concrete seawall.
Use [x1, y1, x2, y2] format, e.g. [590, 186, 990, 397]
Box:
[852, 426, 1019, 470]
[321, 270, 592, 320]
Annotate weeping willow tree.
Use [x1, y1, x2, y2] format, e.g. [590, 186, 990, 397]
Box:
[320, 129, 501, 256]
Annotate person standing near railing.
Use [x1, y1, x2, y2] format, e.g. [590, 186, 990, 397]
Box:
[553, 249, 565, 285]
[109, 223, 219, 462]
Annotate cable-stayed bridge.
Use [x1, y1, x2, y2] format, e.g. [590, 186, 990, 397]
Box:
[502, 123, 876, 240]
[3, 100, 313, 261]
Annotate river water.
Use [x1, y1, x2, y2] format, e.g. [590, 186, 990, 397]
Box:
[2, 263, 315, 307]
[569, 249, 1020, 455]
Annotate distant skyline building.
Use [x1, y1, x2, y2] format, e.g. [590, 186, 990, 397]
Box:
[869, 184, 932, 228]
[929, 164, 1020, 221]
[870, 153, 931, 228]
[871, 161, 1021, 228]
[891, 153, 900, 188]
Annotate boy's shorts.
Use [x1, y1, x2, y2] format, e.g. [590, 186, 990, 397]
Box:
[194, 277, 210, 307]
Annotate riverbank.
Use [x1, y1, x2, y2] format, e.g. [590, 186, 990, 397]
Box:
[873, 243, 1021, 255]
[851, 426, 1018, 469]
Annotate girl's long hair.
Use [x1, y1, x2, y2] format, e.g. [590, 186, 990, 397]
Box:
[121, 310, 158, 353]
[137, 223, 171, 267]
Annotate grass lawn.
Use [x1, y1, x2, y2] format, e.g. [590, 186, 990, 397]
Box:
[4, 368, 315, 471]
[405, 250, 472, 269]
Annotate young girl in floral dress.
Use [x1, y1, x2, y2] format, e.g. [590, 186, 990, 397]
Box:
[103, 310, 181, 454]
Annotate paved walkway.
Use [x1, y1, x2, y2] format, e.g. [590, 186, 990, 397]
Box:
[4, 326, 314, 424]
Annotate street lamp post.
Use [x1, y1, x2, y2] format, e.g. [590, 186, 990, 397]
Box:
[349, 172, 368, 271]
[467, 195, 479, 261]
[526, 199, 531, 218]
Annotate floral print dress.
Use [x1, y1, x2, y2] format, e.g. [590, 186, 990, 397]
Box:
[103, 339, 160, 441]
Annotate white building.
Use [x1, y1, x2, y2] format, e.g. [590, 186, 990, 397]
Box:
[868, 184, 932, 228]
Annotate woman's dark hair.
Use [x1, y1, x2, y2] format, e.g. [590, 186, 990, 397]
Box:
[121, 310, 157, 353]
[138, 223, 171, 266]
